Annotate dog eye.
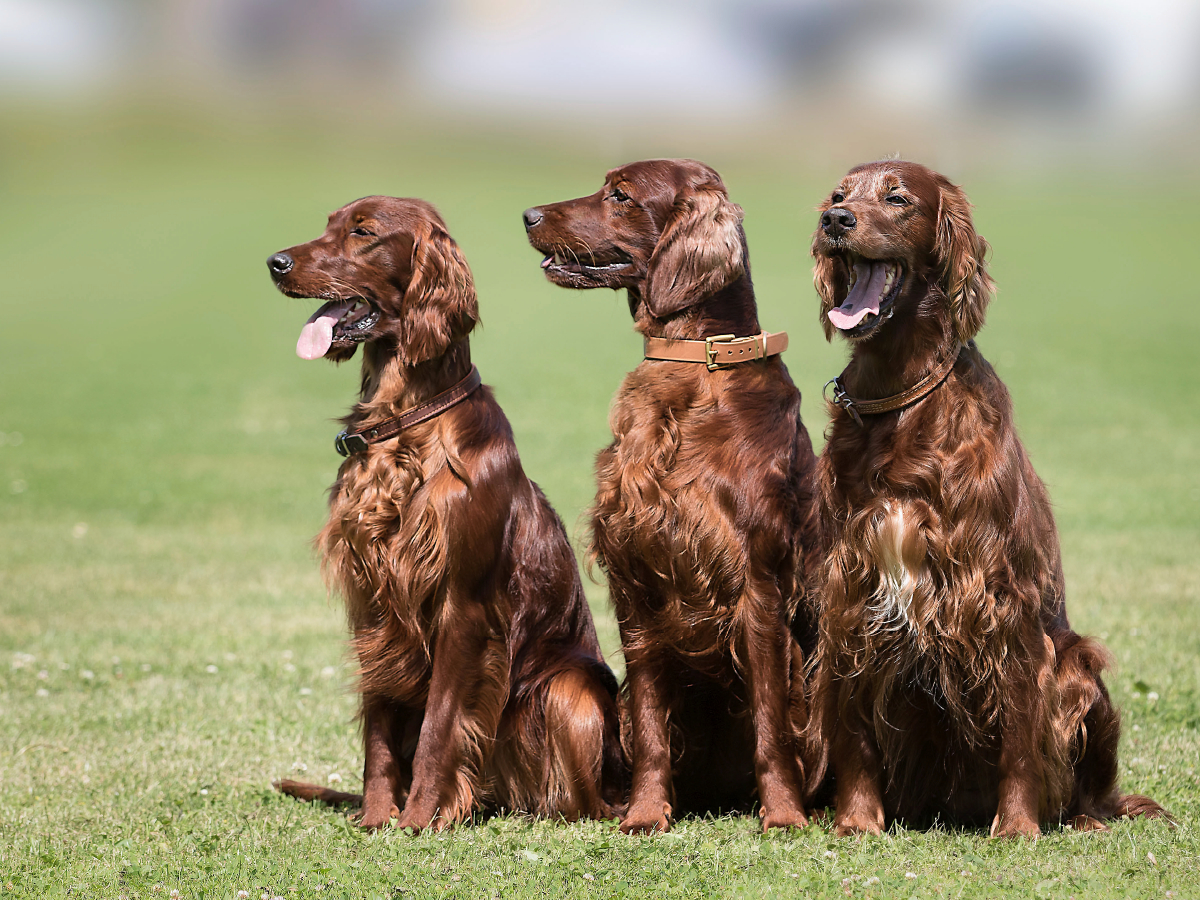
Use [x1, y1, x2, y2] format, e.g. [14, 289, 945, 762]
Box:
[831, 192, 845, 204]
[609, 188, 631, 203]
[885, 194, 908, 206]
[350, 226, 375, 236]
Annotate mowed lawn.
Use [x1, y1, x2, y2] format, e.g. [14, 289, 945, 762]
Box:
[1, 111, 1197, 899]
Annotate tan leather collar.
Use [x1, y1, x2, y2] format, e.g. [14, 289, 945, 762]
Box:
[335, 366, 482, 456]
[643, 330, 788, 370]
[825, 343, 964, 426]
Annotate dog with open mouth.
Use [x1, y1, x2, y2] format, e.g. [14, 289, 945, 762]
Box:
[267, 196, 623, 830]
[524, 159, 823, 834]
[809, 160, 1166, 836]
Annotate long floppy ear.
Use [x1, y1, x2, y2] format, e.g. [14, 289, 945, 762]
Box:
[398, 225, 479, 366]
[811, 244, 846, 343]
[935, 179, 995, 343]
[644, 188, 745, 318]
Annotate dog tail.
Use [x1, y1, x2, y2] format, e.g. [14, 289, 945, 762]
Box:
[1115, 793, 1171, 820]
[274, 779, 362, 807]
[1054, 633, 1171, 823]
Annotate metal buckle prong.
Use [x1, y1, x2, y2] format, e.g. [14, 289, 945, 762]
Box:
[704, 334, 737, 370]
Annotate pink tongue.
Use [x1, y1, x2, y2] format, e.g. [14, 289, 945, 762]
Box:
[828, 261, 890, 331]
[296, 300, 355, 360]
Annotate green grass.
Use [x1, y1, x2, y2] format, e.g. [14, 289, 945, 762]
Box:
[1, 109, 1198, 898]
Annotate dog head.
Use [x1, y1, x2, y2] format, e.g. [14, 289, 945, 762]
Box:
[811, 160, 993, 344]
[268, 196, 478, 366]
[524, 158, 745, 319]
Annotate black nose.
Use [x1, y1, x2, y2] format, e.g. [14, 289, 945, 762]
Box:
[522, 208, 544, 230]
[268, 252, 293, 276]
[821, 208, 856, 235]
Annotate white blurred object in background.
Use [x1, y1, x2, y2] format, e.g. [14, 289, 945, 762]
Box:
[0, 0, 1196, 150]
[0, 0, 124, 91]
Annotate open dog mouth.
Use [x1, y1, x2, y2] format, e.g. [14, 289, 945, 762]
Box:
[539, 249, 633, 282]
[295, 298, 380, 360]
[827, 253, 905, 338]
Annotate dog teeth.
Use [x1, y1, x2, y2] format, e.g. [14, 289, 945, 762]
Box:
[337, 301, 368, 325]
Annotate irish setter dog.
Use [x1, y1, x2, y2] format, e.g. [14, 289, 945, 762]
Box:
[810, 160, 1165, 836]
[524, 160, 823, 833]
[266, 196, 622, 830]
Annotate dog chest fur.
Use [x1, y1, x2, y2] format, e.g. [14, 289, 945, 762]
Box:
[867, 501, 921, 630]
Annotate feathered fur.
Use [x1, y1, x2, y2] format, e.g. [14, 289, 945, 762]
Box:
[808, 161, 1166, 836]
[525, 159, 823, 833]
[269, 196, 623, 830]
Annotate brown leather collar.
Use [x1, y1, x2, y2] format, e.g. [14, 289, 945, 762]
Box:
[335, 365, 482, 457]
[825, 343, 964, 427]
[643, 330, 788, 370]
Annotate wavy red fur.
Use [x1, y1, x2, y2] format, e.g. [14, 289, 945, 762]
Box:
[808, 161, 1167, 836]
[525, 160, 823, 833]
[268, 197, 623, 830]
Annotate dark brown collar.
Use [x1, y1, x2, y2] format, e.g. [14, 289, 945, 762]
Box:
[335, 365, 482, 457]
[826, 343, 964, 427]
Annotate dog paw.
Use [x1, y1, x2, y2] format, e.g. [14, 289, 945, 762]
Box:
[620, 801, 672, 834]
[990, 813, 1040, 839]
[353, 803, 400, 831]
[392, 815, 427, 834]
[760, 806, 809, 831]
[833, 811, 884, 837]
[1065, 815, 1109, 833]
[394, 805, 455, 834]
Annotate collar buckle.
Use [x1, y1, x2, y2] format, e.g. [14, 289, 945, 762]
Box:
[704, 334, 737, 370]
[824, 377, 864, 427]
[335, 431, 370, 457]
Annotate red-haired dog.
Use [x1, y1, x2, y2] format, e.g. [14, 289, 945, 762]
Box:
[525, 160, 822, 833]
[267, 196, 622, 830]
[810, 160, 1165, 836]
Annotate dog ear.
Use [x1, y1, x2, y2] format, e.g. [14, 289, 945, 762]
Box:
[399, 224, 479, 366]
[644, 188, 745, 318]
[811, 247, 845, 343]
[935, 178, 995, 343]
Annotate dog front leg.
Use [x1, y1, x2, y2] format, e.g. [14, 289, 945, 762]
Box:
[620, 650, 674, 834]
[991, 633, 1053, 838]
[398, 601, 501, 832]
[741, 587, 808, 831]
[831, 687, 885, 837]
[356, 694, 409, 829]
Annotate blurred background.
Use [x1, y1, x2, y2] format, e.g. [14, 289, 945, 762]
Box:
[3, 0, 1199, 163]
